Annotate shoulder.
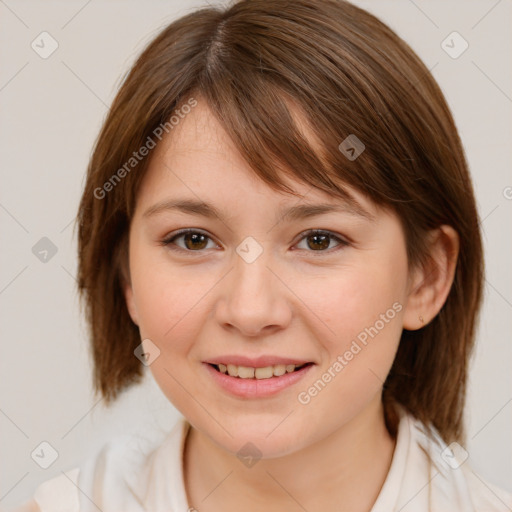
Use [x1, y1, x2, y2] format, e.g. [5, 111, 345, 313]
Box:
[12, 418, 189, 512]
[407, 413, 512, 512]
[11, 468, 80, 512]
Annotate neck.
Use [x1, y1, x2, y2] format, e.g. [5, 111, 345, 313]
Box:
[184, 396, 396, 512]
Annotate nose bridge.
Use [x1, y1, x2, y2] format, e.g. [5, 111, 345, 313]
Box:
[231, 234, 275, 297]
[233, 249, 272, 299]
[215, 241, 291, 336]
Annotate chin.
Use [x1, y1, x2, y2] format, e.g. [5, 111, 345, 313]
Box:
[200, 413, 313, 460]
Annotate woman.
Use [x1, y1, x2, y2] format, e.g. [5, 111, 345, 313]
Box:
[14, 0, 512, 510]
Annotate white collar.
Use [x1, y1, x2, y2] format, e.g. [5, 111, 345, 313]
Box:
[77, 409, 512, 511]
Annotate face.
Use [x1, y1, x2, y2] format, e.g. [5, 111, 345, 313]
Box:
[125, 99, 413, 458]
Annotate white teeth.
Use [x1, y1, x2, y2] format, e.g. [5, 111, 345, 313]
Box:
[227, 364, 238, 377]
[237, 366, 255, 379]
[273, 364, 286, 376]
[255, 366, 274, 379]
[216, 363, 305, 379]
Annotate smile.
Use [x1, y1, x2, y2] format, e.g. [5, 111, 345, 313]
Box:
[210, 363, 310, 379]
[203, 358, 314, 398]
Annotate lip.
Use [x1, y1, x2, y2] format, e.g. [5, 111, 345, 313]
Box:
[203, 361, 314, 399]
[203, 355, 312, 367]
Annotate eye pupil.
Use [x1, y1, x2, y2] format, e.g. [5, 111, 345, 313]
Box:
[184, 233, 208, 250]
[170, 230, 341, 253]
[307, 233, 330, 250]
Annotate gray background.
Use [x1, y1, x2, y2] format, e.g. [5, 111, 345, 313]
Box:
[1, 0, 511, 508]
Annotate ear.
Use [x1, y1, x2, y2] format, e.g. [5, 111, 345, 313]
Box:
[124, 283, 139, 326]
[402, 225, 459, 330]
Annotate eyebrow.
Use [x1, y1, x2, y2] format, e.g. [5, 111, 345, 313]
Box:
[142, 197, 375, 222]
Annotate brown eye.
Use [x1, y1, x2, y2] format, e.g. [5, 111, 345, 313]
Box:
[183, 232, 208, 250]
[307, 233, 331, 250]
[295, 230, 347, 253]
[163, 230, 217, 252]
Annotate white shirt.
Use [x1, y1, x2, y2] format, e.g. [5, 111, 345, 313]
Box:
[15, 409, 512, 512]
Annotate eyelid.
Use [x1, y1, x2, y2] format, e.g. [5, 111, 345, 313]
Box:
[162, 228, 350, 255]
[161, 228, 222, 252]
[292, 228, 350, 253]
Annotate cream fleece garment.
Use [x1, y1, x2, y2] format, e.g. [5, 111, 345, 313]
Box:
[14, 408, 512, 512]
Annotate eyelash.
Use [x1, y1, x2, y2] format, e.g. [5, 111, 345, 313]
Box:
[161, 228, 350, 256]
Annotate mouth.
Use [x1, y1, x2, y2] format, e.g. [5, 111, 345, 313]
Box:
[203, 358, 314, 398]
[208, 362, 312, 380]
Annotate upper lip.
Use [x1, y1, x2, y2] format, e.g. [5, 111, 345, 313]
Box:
[204, 355, 313, 367]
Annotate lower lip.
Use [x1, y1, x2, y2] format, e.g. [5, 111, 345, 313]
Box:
[203, 363, 313, 398]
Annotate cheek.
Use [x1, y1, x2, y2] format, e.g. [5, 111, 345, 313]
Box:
[291, 248, 408, 419]
[291, 250, 408, 412]
[128, 242, 206, 349]
[295, 257, 407, 351]
[128, 246, 219, 414]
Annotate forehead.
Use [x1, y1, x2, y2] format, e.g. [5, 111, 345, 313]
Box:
[155, 99, 282, 190]
[136, 98, 378, 219]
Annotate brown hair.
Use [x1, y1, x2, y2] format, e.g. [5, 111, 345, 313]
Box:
[77, 0, 483, 443]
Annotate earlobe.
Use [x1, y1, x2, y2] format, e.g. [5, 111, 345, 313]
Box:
[124, 284, 139, 326]
[403, 225, 459, 330]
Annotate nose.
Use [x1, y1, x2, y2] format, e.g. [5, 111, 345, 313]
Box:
[214, 251, 293, 338]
